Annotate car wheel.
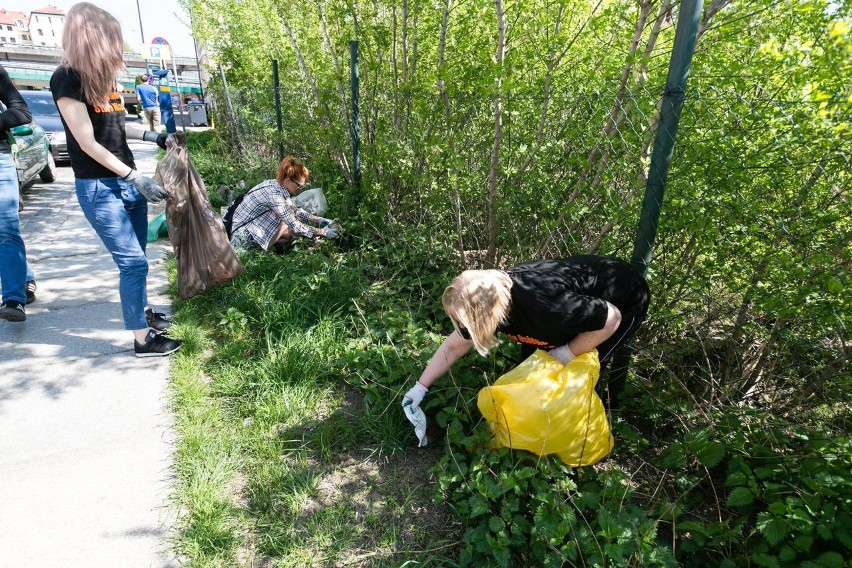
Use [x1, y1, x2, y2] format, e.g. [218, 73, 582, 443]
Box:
[39, 152, 57, 183]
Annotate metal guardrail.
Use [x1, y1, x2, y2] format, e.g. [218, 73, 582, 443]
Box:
[0, 43, 197, 66]
[3, 62, 202, 94]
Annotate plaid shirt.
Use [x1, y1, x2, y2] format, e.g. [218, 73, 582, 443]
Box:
[231, 179, 316, 250]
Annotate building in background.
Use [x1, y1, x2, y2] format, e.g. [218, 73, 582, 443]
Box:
[28, 6, 63, 47]
[0, 9, 31, 45]
[0, 5, 202, 109]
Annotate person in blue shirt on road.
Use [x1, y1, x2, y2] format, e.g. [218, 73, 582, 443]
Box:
[135, 74, 161, 132]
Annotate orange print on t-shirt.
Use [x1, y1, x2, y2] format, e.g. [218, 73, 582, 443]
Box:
[503, 333, 552, 348]
[93, 91, 126, 114]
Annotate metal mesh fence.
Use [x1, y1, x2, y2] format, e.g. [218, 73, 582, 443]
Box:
[205, 58, 849, 415]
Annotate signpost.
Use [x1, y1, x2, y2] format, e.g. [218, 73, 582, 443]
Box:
[140, 37, 185, 133]
[142, 42, 171, 61]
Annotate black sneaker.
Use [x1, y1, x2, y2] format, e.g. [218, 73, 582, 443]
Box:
[25, 280, 36, 305]
[145, 308, 171, 331]
[0, 300, 26, 322]
[134, 329, 182, 358]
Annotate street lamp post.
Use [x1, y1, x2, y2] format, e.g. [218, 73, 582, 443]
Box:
[135, 0, 145, 43]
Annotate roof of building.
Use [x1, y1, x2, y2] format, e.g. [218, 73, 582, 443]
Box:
[0, 9, 28, 26]
[30, 7, 64, 16]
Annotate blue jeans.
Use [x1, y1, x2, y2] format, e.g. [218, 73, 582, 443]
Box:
[75, 176, 149, 330]
[0, 152, 34, 304]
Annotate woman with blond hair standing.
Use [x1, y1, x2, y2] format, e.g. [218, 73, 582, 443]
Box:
[50, 2, 180, 357]
[402, 255, 651, 410]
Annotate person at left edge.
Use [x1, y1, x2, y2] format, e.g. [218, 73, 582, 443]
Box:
[50, 2, 180, 357]
[0, 63, 35, 322]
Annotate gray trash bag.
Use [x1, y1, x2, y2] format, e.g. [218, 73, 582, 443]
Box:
[291, 187, 328, 216]
[155, 132, 245, 299]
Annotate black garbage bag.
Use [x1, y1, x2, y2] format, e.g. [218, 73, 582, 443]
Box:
[155, 132, 244, 299]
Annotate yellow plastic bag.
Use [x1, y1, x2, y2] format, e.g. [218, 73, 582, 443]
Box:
[477, 349, 614, 466]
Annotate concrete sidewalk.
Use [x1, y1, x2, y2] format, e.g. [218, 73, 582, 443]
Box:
[0, 141, 177, 567]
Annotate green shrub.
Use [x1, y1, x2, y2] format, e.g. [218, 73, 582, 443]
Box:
[653, 414, 852, 567]
[436, 420, 677, 567]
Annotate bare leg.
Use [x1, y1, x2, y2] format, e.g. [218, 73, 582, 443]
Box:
[272, 222, 295, 245]
[133, 328, 152, 343]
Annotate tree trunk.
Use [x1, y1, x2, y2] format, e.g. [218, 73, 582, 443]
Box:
[510, 2, 603, 186]
[318, 1, 356, 172]
[277, 10, 352, 182]
[401, 0, 409, 83]
[437, 0, 465, 266]
[391, 4, 401, 129]
[486, 0, 506, 268]
[538, 0, 654, 257]
[696, 0, 731, 42]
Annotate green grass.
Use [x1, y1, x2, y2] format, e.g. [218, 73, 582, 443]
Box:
[168, 333, 243, 566]
[165, 225, 464, 566]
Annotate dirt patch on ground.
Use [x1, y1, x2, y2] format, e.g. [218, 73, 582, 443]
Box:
[293, 385, 462, 565]
[302, 444, 460, 566]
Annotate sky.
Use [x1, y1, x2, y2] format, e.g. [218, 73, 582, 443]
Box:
[4, 0, 198, 57]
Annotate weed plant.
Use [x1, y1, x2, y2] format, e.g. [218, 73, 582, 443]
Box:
[167, 132, 851, 567]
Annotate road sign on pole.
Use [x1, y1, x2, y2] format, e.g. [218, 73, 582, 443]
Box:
[140, 43, 171, 61]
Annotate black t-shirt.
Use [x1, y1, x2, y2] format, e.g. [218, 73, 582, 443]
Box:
[0, 65, 32, 154]
[498, 256, 651, 350]
[50, 66, 134, 179]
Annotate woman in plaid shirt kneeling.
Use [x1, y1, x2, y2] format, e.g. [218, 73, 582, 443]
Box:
[229, 156, 339, 252]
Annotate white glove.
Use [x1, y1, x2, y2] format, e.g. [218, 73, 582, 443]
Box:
[548, 345, 576, 365]
[126, 170, 168, 203]
[323, 224, 340, 239]
[402, 382, 428, 411]
[404, 404, 428, 447]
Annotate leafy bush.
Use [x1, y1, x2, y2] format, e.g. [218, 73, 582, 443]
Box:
[436, 433, 677, 567]
[642, 409, 852, 568]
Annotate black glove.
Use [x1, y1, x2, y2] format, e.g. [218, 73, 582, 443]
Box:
[142, 130, 168, 150]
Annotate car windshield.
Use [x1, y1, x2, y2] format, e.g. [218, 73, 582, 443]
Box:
[21, 94, 60, 117]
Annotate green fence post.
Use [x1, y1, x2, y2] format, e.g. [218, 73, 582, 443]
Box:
[630, 0, 704, 275]
[350, 40, 362, 194]
[272, 59, 284, 162]
[607, 0, 704, 406]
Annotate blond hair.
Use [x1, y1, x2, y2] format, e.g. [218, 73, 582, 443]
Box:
[60, 3, 125, 107]
[442, 270, 513, 356]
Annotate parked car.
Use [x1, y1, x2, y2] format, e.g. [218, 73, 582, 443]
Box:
[0, 113, 56, 197]
[8, 122, 55, 189]
[18, 89, 68, 164]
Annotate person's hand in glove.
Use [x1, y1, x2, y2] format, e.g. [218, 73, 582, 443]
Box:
[402, 382, 428, 411]
[322, 224, 340, 239]
[142, 130, 168, 150]
[317, 217, 335, 228]
[548, 344, 576, 365]
[125, 169, 168, 203]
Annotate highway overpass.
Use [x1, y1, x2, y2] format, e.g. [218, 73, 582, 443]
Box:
[0, 44, 202, 108]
